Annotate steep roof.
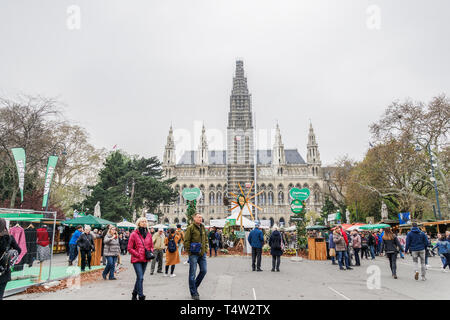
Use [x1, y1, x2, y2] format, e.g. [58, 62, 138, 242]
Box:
[177, 149, 305, 165]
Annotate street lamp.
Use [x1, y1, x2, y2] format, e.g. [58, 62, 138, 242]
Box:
[415, 139, 442, 220]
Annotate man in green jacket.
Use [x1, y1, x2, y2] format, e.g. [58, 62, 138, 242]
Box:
[184, 213, 209, 300]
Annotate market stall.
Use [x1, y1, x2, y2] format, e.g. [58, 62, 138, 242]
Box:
[306, 225, 328, 260]
[62, 214, 117, 267]
[117, 220, 137, 230]
[0, 208, 59, 296]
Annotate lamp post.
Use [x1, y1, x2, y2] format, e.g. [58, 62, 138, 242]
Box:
[415, 140, 442, 220]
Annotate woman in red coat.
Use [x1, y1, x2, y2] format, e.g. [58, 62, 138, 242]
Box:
[127, 217, 153, 300]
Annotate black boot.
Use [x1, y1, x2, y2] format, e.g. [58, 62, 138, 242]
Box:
[138, 295, 146, 300]
[132, 291, 138, 300]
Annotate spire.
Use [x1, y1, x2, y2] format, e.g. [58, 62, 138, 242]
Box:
[228, 60, 253, 130]
[164, 125, 176, 166]
[273, 123, 285, 167]
[307, 122, 321, 176]
[197, 123, 208, 165]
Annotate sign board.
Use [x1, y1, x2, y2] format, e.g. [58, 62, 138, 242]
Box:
[289, 188, 310, 201]
[290, 200, 304, 214]
[226, 219, 236, 226]
[327, 213, 336, 222]
[146, 213, 158, 222]
[182, 187, 201, 201]
[290, 217, 303, 221]
[234, 231, 246, 239]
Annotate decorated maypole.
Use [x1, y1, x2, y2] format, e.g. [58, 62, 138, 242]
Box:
[289, 187, 311, 258]
[227, 181, 262, 251]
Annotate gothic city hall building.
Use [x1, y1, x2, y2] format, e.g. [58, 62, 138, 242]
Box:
[160, 60, 324, 227]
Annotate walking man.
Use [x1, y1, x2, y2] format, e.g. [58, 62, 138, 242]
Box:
[405, 223, 429, 281]
[150, 228, 166, 274]
[248, 221, 264, 272]
[184, 213, 208, 300]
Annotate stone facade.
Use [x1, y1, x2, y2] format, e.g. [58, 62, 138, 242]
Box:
[160, 60, 325, 227]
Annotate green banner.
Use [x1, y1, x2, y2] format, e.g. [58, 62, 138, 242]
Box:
[42, 155, 58, 208]
[11, 148, 26, 202]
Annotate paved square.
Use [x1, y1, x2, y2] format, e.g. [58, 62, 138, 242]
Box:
[6, 253, 449, 300]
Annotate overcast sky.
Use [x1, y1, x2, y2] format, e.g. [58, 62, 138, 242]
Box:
[1, 0, 449, 166]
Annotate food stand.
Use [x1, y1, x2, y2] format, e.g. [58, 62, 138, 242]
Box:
[62, 214, 117, 267]
[306, 225, 328, 260]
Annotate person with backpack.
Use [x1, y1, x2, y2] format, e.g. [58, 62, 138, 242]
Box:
[0, 218, 21, 300]
[360, 233, 369, 259]
[164, 228, 181, 277]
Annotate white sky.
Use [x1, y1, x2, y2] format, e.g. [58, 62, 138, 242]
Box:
[1, 0, 449, 165]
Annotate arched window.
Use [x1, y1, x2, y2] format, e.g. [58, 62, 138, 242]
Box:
[209, 192, 215, 205]
[278, 191, 284, 204]
[270, 217, 274, 227]
[279, 217, 285, 226]
[164, 218, 169, 224]
[268, 191, 274, 205]
[216, 191, 222, 206]
[182, 218, 186, 223]
[174, 218, 179, 224]
[261, 192, 266, 205]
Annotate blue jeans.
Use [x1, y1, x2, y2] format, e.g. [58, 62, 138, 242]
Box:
[337, 251, 350, 268]
[69, 244, 78, 262]
[188, 254, 207, 296]
[369, 245, 375, 259]
[103, 256, 117, 279]
[132, 262, 148, 297]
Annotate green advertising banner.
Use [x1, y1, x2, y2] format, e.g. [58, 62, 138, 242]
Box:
[42, 155, 58, 208]
[11, 148, 26, 202]
[182, 187, 201, 201]
[289, 188, 310, 201]
[290, 199, 304, 214]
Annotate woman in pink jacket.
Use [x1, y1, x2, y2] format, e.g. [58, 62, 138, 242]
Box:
[127, 217, 154, 300]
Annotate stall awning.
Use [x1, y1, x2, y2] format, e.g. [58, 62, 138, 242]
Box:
[62, 214, 116, 228]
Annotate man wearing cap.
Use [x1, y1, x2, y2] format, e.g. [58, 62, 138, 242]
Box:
[248, 221, 264, 272]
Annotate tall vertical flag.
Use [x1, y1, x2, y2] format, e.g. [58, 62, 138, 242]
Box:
[42, 155, 58, 208]
[11, 148, 26, 202]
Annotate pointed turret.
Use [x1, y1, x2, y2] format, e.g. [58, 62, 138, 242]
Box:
[272, 123, 286, 167]
[163, 125, 176, 166]
[197, 124, 209, 165]
[307, 122, 321, 176]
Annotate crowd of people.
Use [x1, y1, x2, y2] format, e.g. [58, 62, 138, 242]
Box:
[1, 215, 449, 301]
[326, 223, 450, 280]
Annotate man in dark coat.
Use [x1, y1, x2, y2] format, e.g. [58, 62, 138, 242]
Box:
[77, 226, 95, 272]
[269, 226, 283, 272]
[248, 222, 264, 272]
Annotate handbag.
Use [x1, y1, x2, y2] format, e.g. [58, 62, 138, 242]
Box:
[329, 248, 336, 257]
[138, 234, 155, 261]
